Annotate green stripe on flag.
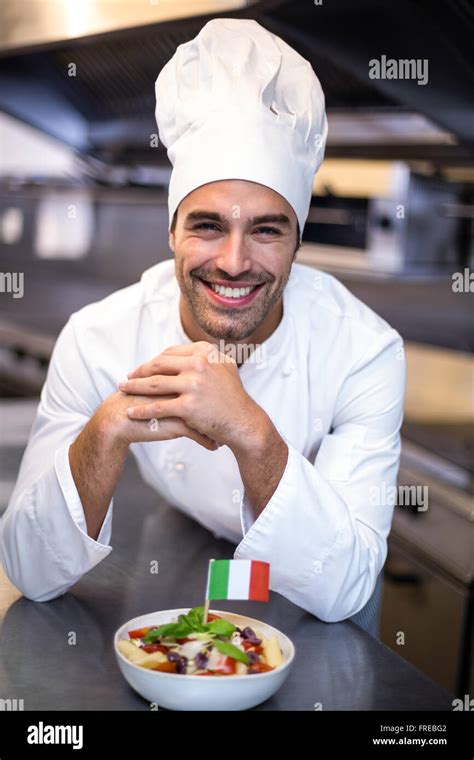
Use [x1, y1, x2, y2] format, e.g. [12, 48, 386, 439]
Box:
[207, 559, 230, 600]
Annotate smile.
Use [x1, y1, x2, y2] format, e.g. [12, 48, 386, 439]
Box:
[197, 277, 265, 307]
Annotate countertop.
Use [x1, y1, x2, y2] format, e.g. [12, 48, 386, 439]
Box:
[0, 456, 454, 711]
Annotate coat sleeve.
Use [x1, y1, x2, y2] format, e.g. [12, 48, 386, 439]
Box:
[234, 328, 406, 622]
[0, 317, 113, 602]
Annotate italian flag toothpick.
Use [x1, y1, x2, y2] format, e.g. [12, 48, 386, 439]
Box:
[202, 559, 270, 623]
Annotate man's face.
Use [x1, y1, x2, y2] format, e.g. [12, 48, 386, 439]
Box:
[170, 179, 299, 341]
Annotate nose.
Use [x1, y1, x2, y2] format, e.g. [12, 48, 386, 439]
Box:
[214, 231, 252, 278]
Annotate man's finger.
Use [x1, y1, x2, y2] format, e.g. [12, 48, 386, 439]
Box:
[180, 425, 218, 451]
[128, 341, 213, 375]
[146, 416, 218, 451]
[124, 415, 218, 451]
[119, 374, 185, 396]
[161, 341, 213, 357]
[126, 398, 182, 420]
[128, 354, 192, 379]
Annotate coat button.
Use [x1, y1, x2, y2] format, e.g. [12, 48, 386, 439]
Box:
[175, 462, 185, 471]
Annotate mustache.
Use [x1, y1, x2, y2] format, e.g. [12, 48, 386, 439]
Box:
[191, 268, 274, 285]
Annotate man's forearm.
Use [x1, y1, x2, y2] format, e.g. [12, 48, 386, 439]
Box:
[230, 410, 288, 519]
[69, 416, 128, 541]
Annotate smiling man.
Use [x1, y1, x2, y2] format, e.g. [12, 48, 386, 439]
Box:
[119, 179, 297, 528]
[1, 19, 406, 630]
[173, 190, 295, 344]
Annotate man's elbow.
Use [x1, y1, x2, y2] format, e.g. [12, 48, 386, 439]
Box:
[317, 572, 382, 624]
[313, 599, 359, 624]
[21, 584, 68, 603]
[0, 535, 68, 603]
[1, 557, 68, 602]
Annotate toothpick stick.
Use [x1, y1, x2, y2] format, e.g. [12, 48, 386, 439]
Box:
[202, 559, 214, 625]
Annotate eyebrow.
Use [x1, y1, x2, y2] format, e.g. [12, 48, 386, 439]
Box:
[184, 210, 292, 228]
[252, 214, 292, 228]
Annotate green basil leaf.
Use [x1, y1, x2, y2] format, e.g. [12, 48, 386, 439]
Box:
[142, 622, 192, 642]
[177, 614, 194, 630]
[174, 608, 207, 633]
[141, 627, 163, 643]
[142, 608, 235, 644]
[212, 639, 250, 664]
[206, 619, 235, 637]
[186, 606, 206, 629]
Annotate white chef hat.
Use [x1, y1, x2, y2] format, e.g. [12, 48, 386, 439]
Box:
[155, 18, 328, 239]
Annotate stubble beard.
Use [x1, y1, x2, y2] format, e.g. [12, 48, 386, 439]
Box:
[176, 261, 289, 342]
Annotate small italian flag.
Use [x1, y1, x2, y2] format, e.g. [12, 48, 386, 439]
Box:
[205, 559, 270, 602]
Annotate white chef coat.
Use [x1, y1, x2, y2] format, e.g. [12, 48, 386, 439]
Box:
[1, 260, 406, 621]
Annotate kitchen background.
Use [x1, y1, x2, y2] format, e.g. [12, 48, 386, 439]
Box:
[0, 0, 472, 698]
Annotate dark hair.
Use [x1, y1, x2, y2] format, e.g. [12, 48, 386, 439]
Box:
[170, 210, 177, 234]
[170, 210, 301, 255]
[294, 222, 301, 256]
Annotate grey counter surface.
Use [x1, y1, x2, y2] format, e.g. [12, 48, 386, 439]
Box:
[0, 456, 454, 711]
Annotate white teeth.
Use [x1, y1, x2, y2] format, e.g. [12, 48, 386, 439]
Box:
[209, 283, 257, 298]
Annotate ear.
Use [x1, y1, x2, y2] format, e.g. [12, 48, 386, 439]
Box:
[168, 230, 175, 253]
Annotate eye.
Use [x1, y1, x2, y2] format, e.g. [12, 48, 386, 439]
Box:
[194, 222, 219, 231]
[254, 226, 279, 235]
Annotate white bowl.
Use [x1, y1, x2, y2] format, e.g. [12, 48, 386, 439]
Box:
[114, 608, 295, 711]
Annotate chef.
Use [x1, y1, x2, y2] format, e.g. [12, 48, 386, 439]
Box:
[0, 19, 406, 627]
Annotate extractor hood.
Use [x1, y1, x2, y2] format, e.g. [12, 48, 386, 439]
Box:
[0, 0, 472, 168]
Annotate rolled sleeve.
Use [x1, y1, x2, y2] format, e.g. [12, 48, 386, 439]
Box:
[54, 443, 113, 547]
[1, 451, 113, 603]
[234, 444, 346, 610]
[234, 328, 406, 623]
[0, 317, 114, 602]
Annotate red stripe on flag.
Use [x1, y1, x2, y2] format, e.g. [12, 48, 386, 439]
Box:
[249, 560, 270, 601]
